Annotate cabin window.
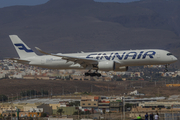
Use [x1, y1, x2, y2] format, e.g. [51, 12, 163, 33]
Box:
[167, 53, 173, 56]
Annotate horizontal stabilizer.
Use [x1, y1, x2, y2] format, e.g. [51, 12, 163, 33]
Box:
[7, 58, 30, 63]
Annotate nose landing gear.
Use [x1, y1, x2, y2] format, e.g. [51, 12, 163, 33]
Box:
[164, 64, 168, 72]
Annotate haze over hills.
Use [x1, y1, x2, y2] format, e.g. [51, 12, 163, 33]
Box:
[0, 0, 141, 8]
[0, 0, 180, 66]
[0, 0, 49, 8]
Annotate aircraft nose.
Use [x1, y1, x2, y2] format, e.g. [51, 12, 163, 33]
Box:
[172, 56, 178, 62]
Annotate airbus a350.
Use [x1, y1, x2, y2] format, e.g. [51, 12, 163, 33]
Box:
[9, 35, 178, 77]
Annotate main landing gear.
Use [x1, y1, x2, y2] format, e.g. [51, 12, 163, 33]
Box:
[85, 71, 101, 77]
[164, 64, 168, 72]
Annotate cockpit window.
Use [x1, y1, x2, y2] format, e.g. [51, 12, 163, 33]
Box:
[167, 53, 173, 56]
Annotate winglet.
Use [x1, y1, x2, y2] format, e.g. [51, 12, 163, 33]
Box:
[35, 47, 51, 55]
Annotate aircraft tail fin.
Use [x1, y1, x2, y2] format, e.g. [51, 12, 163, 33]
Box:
[9, 35, 37, 58]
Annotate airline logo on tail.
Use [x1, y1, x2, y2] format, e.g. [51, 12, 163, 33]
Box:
[14, 43, 33, 52]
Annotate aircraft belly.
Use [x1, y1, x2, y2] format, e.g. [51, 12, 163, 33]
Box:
[121, 59, 155, 66]
[44, 61, 71, 69]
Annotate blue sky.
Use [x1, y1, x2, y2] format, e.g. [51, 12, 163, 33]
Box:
[0, 0, 140, 8]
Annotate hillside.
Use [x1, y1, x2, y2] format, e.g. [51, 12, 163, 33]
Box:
[0, 0, 180, 66]
[0, 79, 180, 98]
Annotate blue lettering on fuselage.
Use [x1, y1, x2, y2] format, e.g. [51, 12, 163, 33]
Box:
[112, 52, 126, 60]
[86, 54, 97, 59]
[137, 51, 144, 59]
[100, 53, 113, 60]
[124, 52, 137, 60]
[86, 51, 156, 60]
[96, 53, 102, 59]
[142, 51, 156, 59]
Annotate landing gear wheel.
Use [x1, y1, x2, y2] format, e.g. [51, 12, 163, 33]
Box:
[97, 73, 101, 77]
[85, 72, 101, 77]
[164, 64, 168, 72]
[85, 72, 90, 76]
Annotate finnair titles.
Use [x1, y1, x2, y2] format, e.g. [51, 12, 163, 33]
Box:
[86, 51, 155, 60]
[9, 35, 178, 77]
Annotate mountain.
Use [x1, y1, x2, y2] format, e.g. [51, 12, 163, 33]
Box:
[0, 0, 180, 66]
[94, 0, 141, 2]
[0, 0, 49, 8]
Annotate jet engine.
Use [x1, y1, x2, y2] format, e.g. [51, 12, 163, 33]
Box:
[98, 61, 115, 71]
[98, 61, 128, 71]
[117, 66, 128, 71]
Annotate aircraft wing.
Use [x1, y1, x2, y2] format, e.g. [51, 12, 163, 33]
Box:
[35, 47, 98, 66]
[7, 58, 30, 63]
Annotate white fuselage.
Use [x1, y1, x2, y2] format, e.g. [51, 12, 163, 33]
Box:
[9, 35, 178, 72]
[23, 49, 177, 70]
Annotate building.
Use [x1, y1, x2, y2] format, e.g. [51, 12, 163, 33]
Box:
[37, 104, 52, 115]
[139, 101, 180, 108]
[98, 101, 110, 113]
[23, 103, 43, 112]
[80, 96, 99, 113]
[80, 101, 98, 107]
[81, 96, 99, 101]
[109, 101, 123, 113]
[49, 103, 61, 110]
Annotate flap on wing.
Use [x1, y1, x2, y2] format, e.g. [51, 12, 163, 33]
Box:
[35, 47, 98, 65]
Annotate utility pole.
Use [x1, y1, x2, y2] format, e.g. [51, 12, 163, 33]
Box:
[91, 85, 93, 93]
[30, 90, 31, 99]
[11, 94, 13, 120]
[75, 86, 77, 92]
[108, 84, 109, 92]
[17, 93, 18, 101]
[8, 95, 9, 103]
[51, 88, 53, 97]
[62, 87, 64, 95]
[11, 94, 13, 102]
[26, 91, 27, 100]
[35, 89, 36, 98]
[34, 89, 36, 98]
[41, 89, 43, 97]
[11, 101, 12, 120]
[123, 97, 125, 120]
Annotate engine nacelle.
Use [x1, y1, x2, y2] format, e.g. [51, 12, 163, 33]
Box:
[117, 66, 128, 71]
[98, 61, 115, 71]
[98, 61, 128, 71]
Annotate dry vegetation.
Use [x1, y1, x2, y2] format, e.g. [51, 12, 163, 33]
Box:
[0, 79, 180, 98]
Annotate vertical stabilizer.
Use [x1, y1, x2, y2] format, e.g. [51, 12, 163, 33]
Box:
[9, 35, 37, 58]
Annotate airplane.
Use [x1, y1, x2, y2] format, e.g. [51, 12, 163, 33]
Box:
[9, 35, 178, 77]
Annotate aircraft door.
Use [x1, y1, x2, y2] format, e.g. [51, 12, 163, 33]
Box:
[41, 59, 46, 64]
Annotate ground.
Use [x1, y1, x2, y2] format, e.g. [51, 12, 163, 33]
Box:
[0, 79, 180, 98]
